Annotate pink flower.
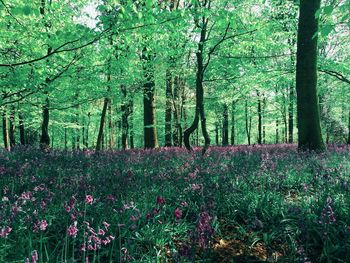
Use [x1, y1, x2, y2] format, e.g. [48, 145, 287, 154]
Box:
[174, 208, 182, 220]
[98, 228, 105, 235]
[156, 196, 165, 205]
[103, 221, 110, 230]
[39, 220, 48, 231]
[67, 222, 78, 237]
[0, 226, 12, 238]
[85, 195, 93, 205]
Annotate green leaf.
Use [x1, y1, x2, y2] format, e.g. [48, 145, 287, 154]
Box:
[320, 25, 333, 37]
[323, 5, 333, 15]
[23, 6, 31, 16]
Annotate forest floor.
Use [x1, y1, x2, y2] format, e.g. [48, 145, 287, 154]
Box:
[1, 144, 350, 262]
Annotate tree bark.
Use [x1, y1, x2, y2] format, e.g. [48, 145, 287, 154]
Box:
[18, 111, 25, 145]
[96, 97, 109, 151]
[257, 90, 262, 144]
[2, 111, 10, 151]
[121, 85, 129, 150]
[165, 69, 173, 147]
[230, 101, 235, 145]
[296, 0, 325, 151]
[40, 96, 50, 149]
[184, 15, 210, 154]
[9, 108, 15, 147]
[142, 50, 159, 149]
[288, 85, 294, 143]
[129, 99, 134, 149]
[222, 104, 229, 146]
[245, 99, 251, 145]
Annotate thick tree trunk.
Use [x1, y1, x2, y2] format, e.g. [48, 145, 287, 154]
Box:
[2, 111, 10, 151]
[230, 101, 235, 145]
[257, 90, 262, 144]
[40, 96, 50, 149]
[222, 104, 229, 146]
[142, 51, 158, 149]
[18, 111, 25, 145]
[165, 69, 172, 147]
[296, 0, 325, 151]
[96, 98, 109, 151]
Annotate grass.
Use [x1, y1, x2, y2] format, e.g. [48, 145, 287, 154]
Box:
[0, 144, 350, 262]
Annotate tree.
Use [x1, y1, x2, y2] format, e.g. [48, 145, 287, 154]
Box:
[295, 0, 325, 151]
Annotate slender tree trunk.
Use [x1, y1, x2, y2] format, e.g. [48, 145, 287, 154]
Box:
[288, 85, 294, 143]
[64, 128, 67, 150]
[276, 119, 279, 144]
[96, 98, 109, 151]
[2, 111, 10, 151]
[142, 50, 158, 149]
[129, 99, 134, 149]
[39, 0, 51, 150]
[121, 85, 129, 150]
[18, 111, 25, 145]
[262, 96, 266, 144]
[296, 0, 325, 151]
[9, 108, 15, 147]
[230, 101, 235, 145]
[165, 69, 172, 147]
[257, 90, 262, 144]
[184, 16, 210, 153]
[215, 122, 219, 145]
[222, 104, 229, 146]
[108, 102, 114, 149]
[245, 99, 251, 145]
[85, 112, 90, 149]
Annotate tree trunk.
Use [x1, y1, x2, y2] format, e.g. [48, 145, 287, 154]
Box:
[222, 104, 229, 146]
[257, 90, 262, 144]
[96, 98, 109, 151]
[245, 99, 251, 145]
[40, 96, 50, 149]
[276, 119, 279, 144]
[2, 111, 10, 151]
[184, 16, 210, 154]
[142, 50, 158, 149]
[18, 111, 25, 145]
[230, 101, 235, 145]
[215, 122, 219, 145]
[262, 96, 267, 144]
[121, 85, 129, 150]
[165, 69, 172, 147]
[129, 99, 134, 149]
[108, 102, 114, 149]
[9, 108, 16, 147]
[64, 128, 67, 150]
[288, 85, 294, 143]
[85, 112, 91, 149]
[296, 0, 325, 151]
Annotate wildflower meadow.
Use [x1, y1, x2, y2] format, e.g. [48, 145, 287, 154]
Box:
[1, 145, 350, 262]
